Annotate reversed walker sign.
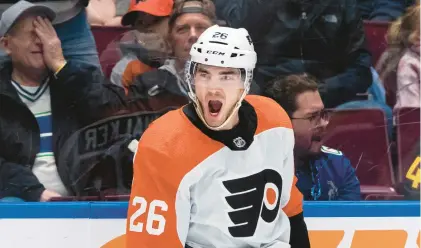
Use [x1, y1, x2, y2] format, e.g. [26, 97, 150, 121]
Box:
[0, 202, 419, 248]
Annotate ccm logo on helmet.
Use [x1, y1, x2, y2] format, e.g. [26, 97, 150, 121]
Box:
[206, 50, 225, 56]
[222, 169, 283, 238]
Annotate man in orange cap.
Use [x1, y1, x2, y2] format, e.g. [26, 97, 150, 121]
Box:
[121, 0, 173, 29]
[110, 0, 173, 92]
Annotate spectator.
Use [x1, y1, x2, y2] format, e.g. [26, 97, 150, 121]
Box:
[0, 1, 148, 202]
[131, 0, 215, 99]
[357, 0, 415, 21]
[266, 74, 361, 201]
[0, 0, 100, 68]
[110, 0, 173, 91]
[376, 1, 420, 110]
[165, 0, 215, 84]
[215, 0, 372, 108]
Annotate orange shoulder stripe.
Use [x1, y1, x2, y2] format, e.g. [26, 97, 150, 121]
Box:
[245, 95, 292, 135]
[282, 176, 304, 217]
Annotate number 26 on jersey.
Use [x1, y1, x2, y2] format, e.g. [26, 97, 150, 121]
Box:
[129, 196, 168, 235]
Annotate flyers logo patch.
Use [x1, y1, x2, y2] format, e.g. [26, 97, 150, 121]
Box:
[222, 169, 282, 237]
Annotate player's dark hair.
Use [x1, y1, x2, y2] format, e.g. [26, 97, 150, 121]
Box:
[265, 74, 319, 117]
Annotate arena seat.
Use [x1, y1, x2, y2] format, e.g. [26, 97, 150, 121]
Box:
[364, 194, 405, 200]
[323, 109, 396, 196]
[363, 21, 390, 65]
[395, 108, 420, 182]
[91, 26, 129, 56]
[91, 26, 131, 78]
[99, 38, 124, 78]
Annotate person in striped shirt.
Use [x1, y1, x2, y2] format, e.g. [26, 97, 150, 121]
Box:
[0, 1, 131, 202]
[0, 0, 99, 67]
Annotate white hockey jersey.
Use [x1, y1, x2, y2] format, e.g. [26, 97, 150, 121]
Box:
[123, 95, 303, 248]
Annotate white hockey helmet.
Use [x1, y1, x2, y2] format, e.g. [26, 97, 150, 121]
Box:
[190, 25, 257, 69]
[185, 25, 257, 130]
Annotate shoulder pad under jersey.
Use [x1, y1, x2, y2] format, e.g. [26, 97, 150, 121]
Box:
[321, 146, 343, 156]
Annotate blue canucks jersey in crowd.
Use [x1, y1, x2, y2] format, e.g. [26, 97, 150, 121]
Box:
[295, 146, 361, 201]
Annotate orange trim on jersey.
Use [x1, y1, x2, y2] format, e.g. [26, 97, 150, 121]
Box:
[126, 109, 225, 247]
[245, 95, 293, 134]
[101, 234, 125, 248]
[283, 176, 304, 217]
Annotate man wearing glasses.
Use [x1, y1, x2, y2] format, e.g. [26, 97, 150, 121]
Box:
[266, 74, 361, 201]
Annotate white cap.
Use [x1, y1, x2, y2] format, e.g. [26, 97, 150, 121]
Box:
[0, 0, 55, 37]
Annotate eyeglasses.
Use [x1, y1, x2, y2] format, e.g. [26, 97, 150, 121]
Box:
[291, 109, 331, 125]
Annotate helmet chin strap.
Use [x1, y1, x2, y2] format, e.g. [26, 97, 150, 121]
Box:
[189, 86, 249, 131]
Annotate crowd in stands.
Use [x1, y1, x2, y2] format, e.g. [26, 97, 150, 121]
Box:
[0, 0, 419, 203]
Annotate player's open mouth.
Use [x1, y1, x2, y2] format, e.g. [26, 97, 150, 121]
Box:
[208, 100, 223, 117]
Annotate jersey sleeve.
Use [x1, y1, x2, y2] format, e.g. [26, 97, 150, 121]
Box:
[282, 176, 304, 217]
[280, 132, 308, 248]
[279, 129, 296, 211]
[125, 142, 189, 248]
[249, 95, 304, 216]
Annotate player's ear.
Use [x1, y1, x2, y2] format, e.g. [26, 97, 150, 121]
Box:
[0, 36, 12, 56]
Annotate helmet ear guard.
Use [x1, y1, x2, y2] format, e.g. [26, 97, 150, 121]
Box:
[185, 60, 197, 102]
[185, 25, 257, 130]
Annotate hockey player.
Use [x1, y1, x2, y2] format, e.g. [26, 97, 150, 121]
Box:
[125, 25, 310, 248]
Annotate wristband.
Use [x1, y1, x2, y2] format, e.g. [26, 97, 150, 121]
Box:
[54, 62, 67, 77]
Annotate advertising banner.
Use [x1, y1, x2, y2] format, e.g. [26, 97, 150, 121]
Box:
[0, 202, 419, 248]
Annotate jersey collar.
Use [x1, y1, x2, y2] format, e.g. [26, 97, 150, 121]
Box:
[183, 100, 257, 151]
